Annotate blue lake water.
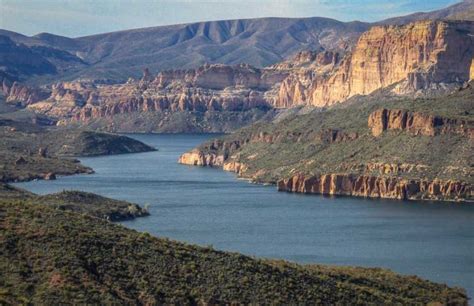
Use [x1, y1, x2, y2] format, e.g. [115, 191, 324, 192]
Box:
[15, 133, 474, 298]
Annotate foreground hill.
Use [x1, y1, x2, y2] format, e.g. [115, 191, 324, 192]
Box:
[0, 200, 467, 304]
[179, 83, 474, 202]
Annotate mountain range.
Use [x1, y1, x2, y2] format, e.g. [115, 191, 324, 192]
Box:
[0, 0, 473, 83]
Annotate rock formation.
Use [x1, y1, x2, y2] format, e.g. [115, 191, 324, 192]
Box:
[368, 109, 474, 137]
[23, 64, 288, 124]
[277, 173, 471, 201]
[471, 59, 474, 80]
[2, 20, 473, 133]
[275, 20, 474, 107]
[1, 80, 50, 106]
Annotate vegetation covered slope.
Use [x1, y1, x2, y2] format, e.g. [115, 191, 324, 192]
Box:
[0, 200, 467, 305]
[0, 119, 154, 182]
[180, 85, 473, 201]
[0, 184, 148, 221]
[0, 18, 368, 83]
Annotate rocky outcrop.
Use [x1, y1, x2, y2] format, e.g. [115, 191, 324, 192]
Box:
[223, 161, 248, 175]
[318, 129, 358, 144]
[24, 64, 288, 123]
[178, 150, 225, 167]
[43, 172, 56, 180]
[276, 20, 474, 107]
[1, 80, 50, 106]
[277, 173, 472, 202]
[178, 150, 248, 176]
[368, 108, 474, 137]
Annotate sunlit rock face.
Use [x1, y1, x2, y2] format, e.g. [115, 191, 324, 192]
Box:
[276, 20, 474, 107]
[368, 109, 474, 138]
[2, 21, 473, 132]
[277, 173, 472, 202]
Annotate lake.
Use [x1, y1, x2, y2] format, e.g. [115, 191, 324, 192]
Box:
[15, 133, 474, 297]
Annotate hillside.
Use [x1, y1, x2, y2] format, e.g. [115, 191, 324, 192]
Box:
[179, 83, 474, 202]
[0, 185, 149, 221]
[0, 200, 467, 304]
[4, 19, 472, 133]
[1, 1, 473, 84]
[0, 118, 155, 182]
[382, 0, 474, 24]
[0, 18, 368, 83]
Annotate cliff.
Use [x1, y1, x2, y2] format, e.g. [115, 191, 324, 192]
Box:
[277, 174, 471, 202]
[179, 85, 474, 202]
[276, 20, 474, 107]
[2, 79, 50, 106]
[368, 109, 474, 137]
[15, 64, 288, 132]
[2, 21, 473, 133]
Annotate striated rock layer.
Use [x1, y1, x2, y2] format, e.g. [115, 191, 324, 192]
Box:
[21, 64, 288, 124]
[368, 109, 474, 137]
[276, 20, 474, 108]
[1, 21, 472, 131]
[277, 174, 472, 202]
[178, 94, 474, 202]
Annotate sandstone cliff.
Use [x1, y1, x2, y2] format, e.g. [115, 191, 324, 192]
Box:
[2, 79, 50, 106]
[277, 174, 471, 202]
[21, 64, 288, 125]
[2, 20, 473, 134]
[276, 20, 474, 107]
[368, 109, 474, 137]
[179, 85, 473, 202]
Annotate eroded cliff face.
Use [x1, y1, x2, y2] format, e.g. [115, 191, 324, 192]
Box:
[179, 95, 473, 202]
[277, 174, 472, 201]
[1, 80, 50, 106]
[21, 64, 288, 124]
[368, 108, 474, 137]
[276, 20, 474, 107]
[3, 21, 473, 126]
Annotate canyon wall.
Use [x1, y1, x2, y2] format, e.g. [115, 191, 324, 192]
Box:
[276, 20, 474, 108]
[2, 20, 473, 133]
[20, 64, 288, 123]
[1, 79, 50, 106]
[368, 108, 474, 137]
[277, 174, 472, 201]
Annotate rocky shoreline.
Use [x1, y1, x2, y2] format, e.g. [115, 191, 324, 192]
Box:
[178, 150, 473, 202]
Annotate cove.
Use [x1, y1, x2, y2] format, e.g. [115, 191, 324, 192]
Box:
[14, 133, 474, 298]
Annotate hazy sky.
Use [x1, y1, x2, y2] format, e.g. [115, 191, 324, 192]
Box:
[0, 0, 460, 37]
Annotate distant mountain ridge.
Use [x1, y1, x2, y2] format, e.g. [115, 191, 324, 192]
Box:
[0, 17, 369, 83]
[1, 0, 472, 84]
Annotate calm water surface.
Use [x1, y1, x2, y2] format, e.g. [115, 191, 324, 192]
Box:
[15, 134, 474, 297]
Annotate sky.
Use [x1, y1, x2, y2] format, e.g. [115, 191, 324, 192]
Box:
[0, 0, 460, 37]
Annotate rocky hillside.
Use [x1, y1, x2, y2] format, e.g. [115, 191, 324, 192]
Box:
[0, 17, 368, 83]
[382, 0, 474, 24]
[276, 20, 474, 107]
[3, 20, 473, 133]
[179, 83, 474, 202]
[0, 200, 467, 304]
[1, 1, 472, 84]
[0, 185, 149, 221]
[0, 118, 155, 182]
